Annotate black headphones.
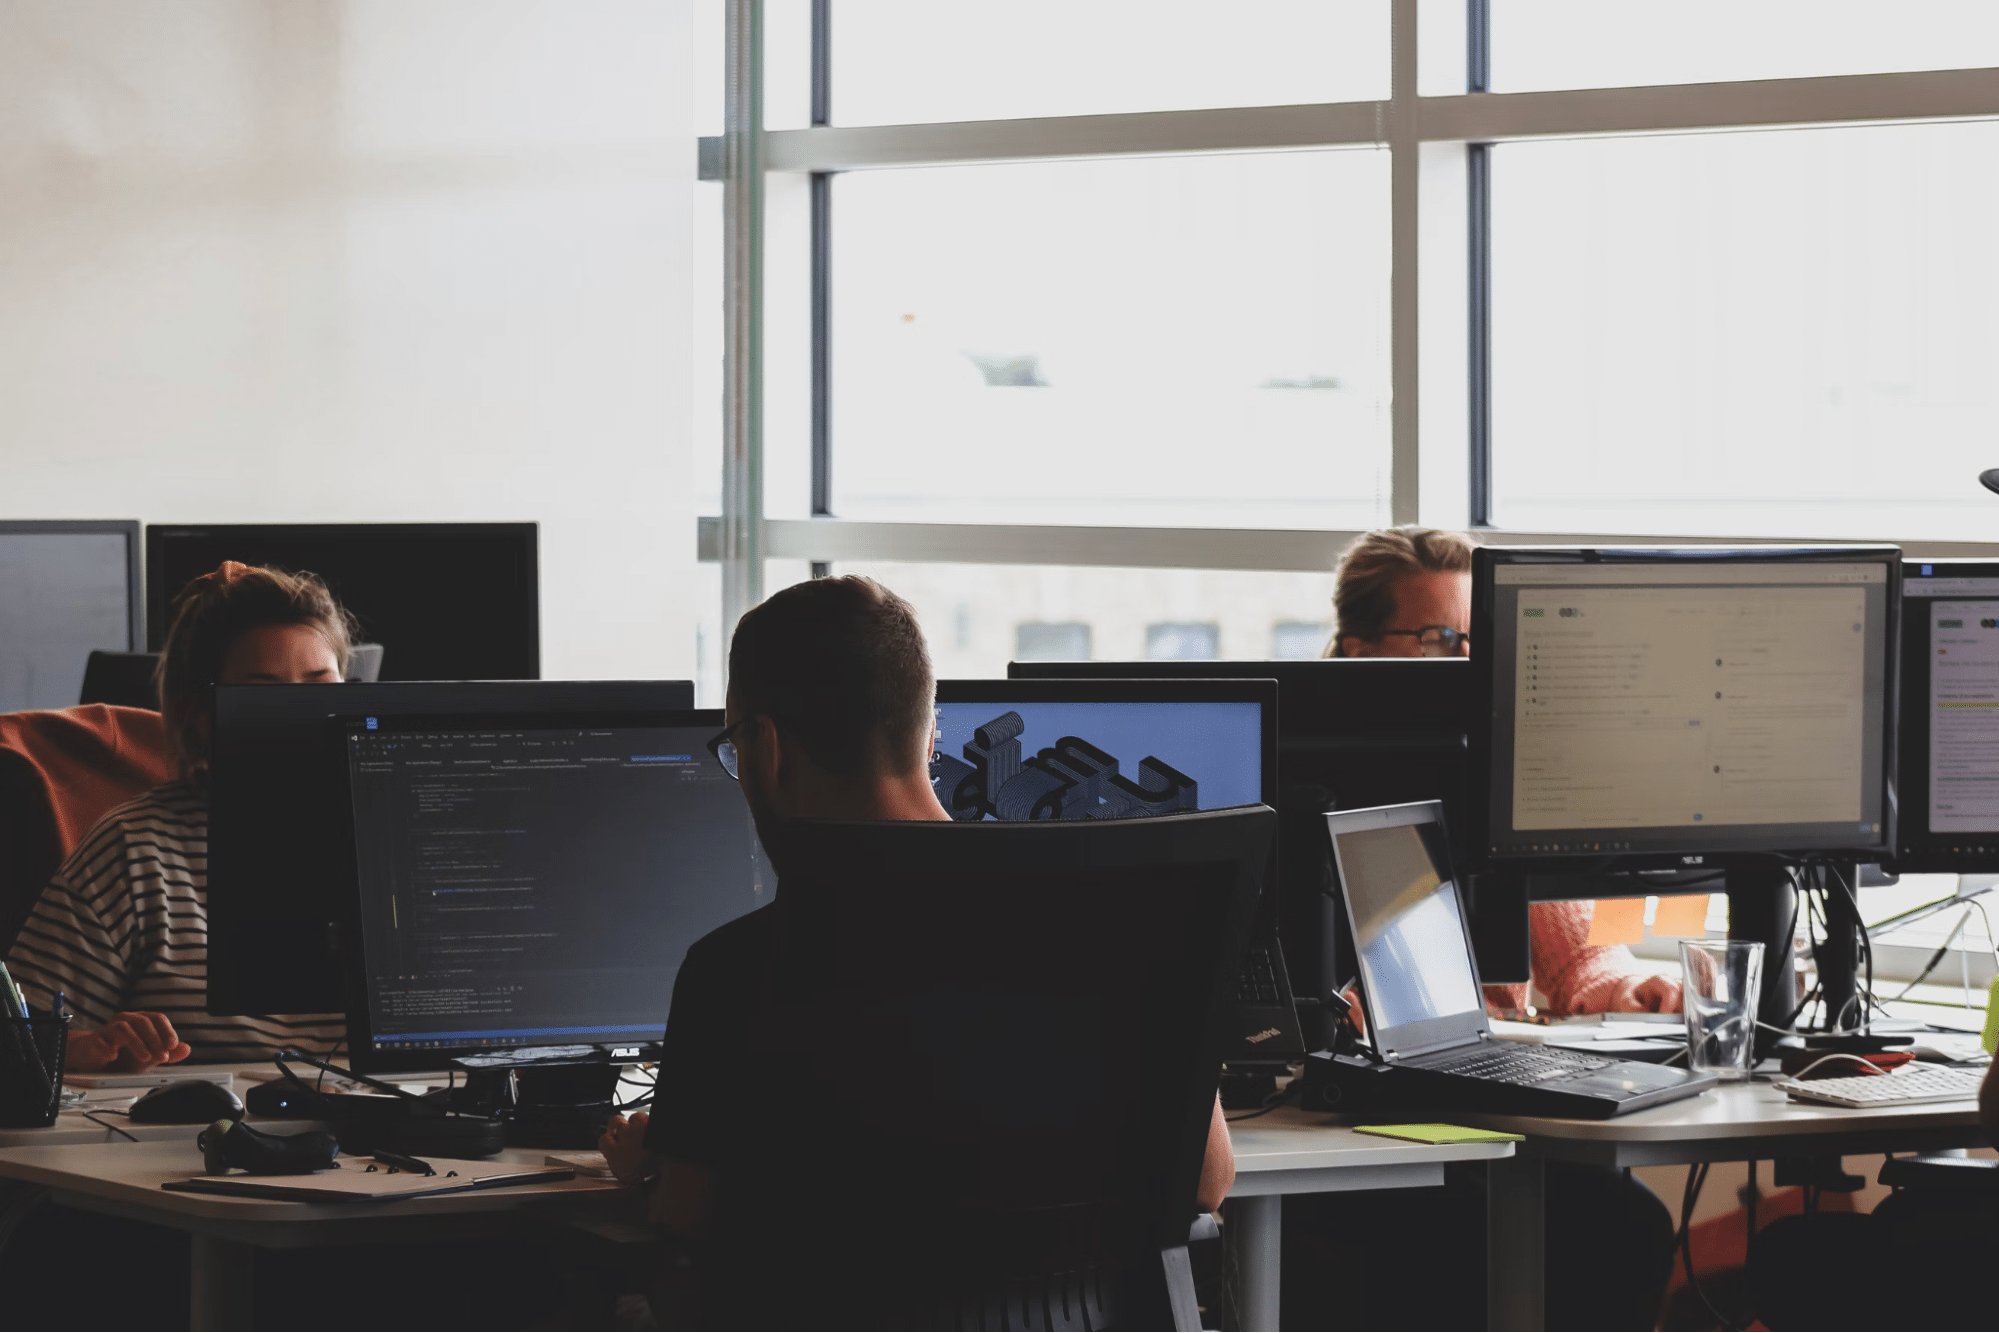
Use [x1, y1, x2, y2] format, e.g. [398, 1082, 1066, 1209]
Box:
[198, 1118, 341, 1175]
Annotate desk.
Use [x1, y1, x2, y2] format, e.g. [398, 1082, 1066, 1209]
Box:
[0, 1138, 621, 1329]
[1227, 1106, 1516, 1331]
[1460, 1080, 1988, 1330]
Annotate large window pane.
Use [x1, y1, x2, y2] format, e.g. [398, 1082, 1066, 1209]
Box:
[1491, 0, 1999, 92]
[833, 152, 1391, 529]
[830, 562, 1336, 681]
[1491, 122, 1999, 539]
[832, 1, 1387, 126]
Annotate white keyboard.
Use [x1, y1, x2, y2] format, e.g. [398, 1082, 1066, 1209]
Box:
[1777, 1061, 1985, 1108]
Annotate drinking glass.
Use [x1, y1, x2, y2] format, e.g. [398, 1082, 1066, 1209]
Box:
[1679, 939, 1765, 1080]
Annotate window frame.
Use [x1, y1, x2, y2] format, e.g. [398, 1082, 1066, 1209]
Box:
[703, 0, 1999, 988]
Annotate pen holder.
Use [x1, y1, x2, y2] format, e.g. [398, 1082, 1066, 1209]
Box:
[0, 1010, 70, 1129]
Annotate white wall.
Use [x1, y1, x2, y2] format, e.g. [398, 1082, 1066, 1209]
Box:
[0, 0, 705, 681]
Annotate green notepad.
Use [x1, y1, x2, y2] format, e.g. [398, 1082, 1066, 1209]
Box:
[1354, 1123, 1523, 1145]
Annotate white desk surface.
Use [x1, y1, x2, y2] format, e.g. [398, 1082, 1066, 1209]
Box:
[1231, 1105, 1514, 1169]
[0, 1138, 618, 1227]
[1453, 1078, 1983, 1143]
[1, 1063, 451, 1149]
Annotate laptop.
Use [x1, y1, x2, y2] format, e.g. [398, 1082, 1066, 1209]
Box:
[1325, 801, 1716, 1119]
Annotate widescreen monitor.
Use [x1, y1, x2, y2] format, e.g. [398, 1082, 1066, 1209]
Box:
[1893, 559, 1999, 872]
[341, 710, 765, 1072]
[1472, 545, 1900, 871]
[0, 520, 141, 712]
[931, 678, 1275, 825]
[146, 523, 539, 680]
[207, 680, 694, 1017]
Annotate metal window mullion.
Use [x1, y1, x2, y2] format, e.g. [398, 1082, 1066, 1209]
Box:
[809, 0, 832, 579]
[1466, 0, 1492, 529]
[722, 0, 765, 637]
[1388, 0, 1420, 526]
[1466, 141, 1492, 528]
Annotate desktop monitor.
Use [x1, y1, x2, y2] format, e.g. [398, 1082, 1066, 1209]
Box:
[146, 523, 540, 680]
[206, 680, 694, 1017]
[1006, 659, 1493, 1006]
[340, 710, 766, 1073]
[0, 520, 142, 713]
[1472, 545, 1900, 871]
[931, 678, 1275, 824]
[1892, 559, 1999, 872]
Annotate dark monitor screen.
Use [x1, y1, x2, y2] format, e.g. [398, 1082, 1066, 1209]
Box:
[1473, 546, 1900, 870]
[146, 523, 539, 680]
[1893, 559, 1999, 871]
[207, 680, 694, 1017]
[342, 711, 766, 1070]
[931, 678, 1275, 822]
[0, 520, 140, 712]
[1007, 659, 1473, 1001]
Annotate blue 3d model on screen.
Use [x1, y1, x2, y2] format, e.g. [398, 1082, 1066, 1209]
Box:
[930, 710, 1199, 822]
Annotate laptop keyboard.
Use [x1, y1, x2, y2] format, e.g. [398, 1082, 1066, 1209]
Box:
[1236, 945, 1284, 1007]
[1424, 1044, 1613, 1085]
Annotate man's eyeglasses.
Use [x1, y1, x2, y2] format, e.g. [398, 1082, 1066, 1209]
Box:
[706, 718, 750, 780]
[1380, 625, 1471, 657]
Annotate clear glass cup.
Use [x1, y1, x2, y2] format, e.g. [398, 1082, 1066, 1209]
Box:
[1679, 939, 1766, 1080]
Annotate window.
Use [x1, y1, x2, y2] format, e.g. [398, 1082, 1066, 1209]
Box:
[1271, 621, 1330, 660]
[1015, 622, 1091, 663]
[1491, 121, 1999, 539]
[832, 151, 1391, 529]
[1145, 623, 1220, 661]
[832, 562, 1335, 681]
[1489, 0, 1999, 92]
[829, 0, 1388, 125]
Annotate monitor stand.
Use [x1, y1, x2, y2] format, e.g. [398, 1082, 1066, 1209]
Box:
[1726, 864, 1799, 1058]
[447, 1048, 628, 1149]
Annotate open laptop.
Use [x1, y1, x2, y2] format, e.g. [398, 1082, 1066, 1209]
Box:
[1325, 801, 1715, 1119]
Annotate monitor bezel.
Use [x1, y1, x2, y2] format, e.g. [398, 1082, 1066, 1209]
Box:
[0, 519, 143, 655]
[143, 521, 540, 676]
[332, 706, 731, 1074]
[205, 680, 695, 1017]
[932, 676, 1280, 820]
[1891, 558, 1999, 873]
[1470, 544, 1902, 873]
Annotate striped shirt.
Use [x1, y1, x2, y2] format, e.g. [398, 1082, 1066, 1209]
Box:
[5, 781, 345, 1063]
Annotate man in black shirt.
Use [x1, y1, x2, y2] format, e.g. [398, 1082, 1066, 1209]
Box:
[600, 577, 1234, 1259]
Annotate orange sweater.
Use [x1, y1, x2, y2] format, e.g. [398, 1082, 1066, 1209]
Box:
[1483, 900, 1683, 1017]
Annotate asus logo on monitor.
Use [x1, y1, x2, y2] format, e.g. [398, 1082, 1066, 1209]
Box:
[1680, 855, 1706, 865]
[610, 1047, 641, 1059]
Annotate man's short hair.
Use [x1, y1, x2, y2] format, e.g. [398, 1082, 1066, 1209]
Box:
[728, 575, 934, 776]
[1325, 527, 1477, 656]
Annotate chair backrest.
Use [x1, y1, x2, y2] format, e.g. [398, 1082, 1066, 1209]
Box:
[0, 705, 173, 952]
[78, 651, 160, 710]
[763, 805, 1271, 1322]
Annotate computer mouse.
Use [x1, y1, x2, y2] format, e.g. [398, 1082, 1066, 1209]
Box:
[128, 1080, 246, 1125]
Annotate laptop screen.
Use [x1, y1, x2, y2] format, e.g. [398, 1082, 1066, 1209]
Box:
[1327, 803, 1487, 1055]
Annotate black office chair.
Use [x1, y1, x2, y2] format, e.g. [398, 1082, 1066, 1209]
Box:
[77, 651, 160, 709]
[731, 805, 1272, 1331]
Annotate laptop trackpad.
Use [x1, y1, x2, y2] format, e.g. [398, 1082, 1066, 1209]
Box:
[1563, 1064, 1691, 1097]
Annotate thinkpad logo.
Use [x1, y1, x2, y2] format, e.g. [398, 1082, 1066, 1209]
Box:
[1245, 1027, 1283, 1044]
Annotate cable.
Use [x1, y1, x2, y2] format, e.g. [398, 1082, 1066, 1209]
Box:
[1225, 1085, 1297, 1123]
[1785, 1051, 1896, 1081]
[1674, 1161, 1738, 1331]
[80, 1110, 138, 1142]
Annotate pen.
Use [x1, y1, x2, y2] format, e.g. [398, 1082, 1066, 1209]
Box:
[372, 1149, 435, 1175]
[0, 963, 25, 1019]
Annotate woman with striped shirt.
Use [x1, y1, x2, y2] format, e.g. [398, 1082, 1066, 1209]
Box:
[6, 562, 349, 1070]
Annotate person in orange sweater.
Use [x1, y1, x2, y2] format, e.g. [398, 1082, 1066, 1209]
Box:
[1327, 526, 1684, 1019]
